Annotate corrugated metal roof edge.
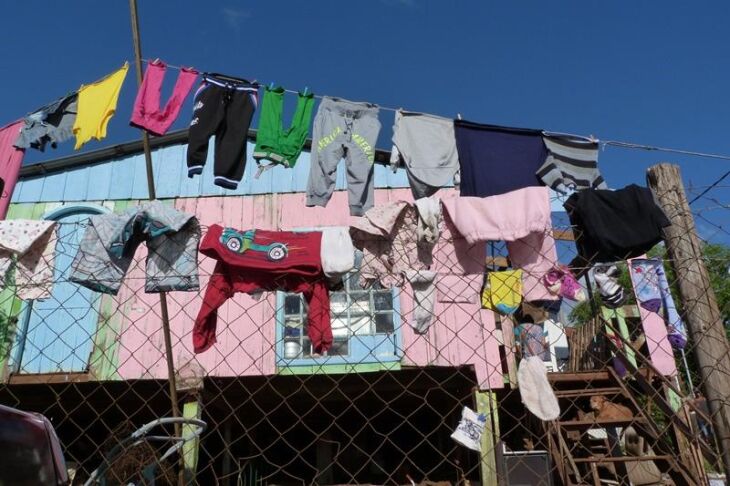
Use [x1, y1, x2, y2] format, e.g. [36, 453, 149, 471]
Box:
[19, 128, 393, 178]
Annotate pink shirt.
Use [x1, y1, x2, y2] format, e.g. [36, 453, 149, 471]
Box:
[0, 121, 25, 219]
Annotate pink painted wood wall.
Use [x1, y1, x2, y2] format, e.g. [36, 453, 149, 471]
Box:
[114, 188, 505, 390]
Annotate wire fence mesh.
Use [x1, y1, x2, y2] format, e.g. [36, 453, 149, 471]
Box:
[0, 175, 727, 486]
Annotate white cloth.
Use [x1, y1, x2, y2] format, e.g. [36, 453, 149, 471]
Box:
[517, 356, 560, 421]
[450, 406, 487, 452]
[414, 196, 441, 245]
[320, 227, 355, 279]
[0, 220, 57, 300]
[405, 269, 437, 333]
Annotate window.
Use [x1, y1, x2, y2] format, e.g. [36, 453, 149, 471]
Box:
[277, 252, 401, 365]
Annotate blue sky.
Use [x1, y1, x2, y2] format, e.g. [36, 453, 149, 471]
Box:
[1, 1, 729, 241]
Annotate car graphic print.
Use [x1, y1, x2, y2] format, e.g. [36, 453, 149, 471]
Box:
[220, 228, 289, 261]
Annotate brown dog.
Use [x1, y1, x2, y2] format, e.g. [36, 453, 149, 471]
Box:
[590, 395, 633, 420]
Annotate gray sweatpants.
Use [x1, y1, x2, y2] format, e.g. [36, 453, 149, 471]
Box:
[306, 97, 380, 216]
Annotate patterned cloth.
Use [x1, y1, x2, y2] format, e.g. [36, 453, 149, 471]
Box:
[70, 201, 200, 295]
[350, 201, 434, 288]
[0, 220, 57, 300]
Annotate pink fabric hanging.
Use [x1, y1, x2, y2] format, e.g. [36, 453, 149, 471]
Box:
[0, 121, 26, 219]
[130, 60, 198, 136]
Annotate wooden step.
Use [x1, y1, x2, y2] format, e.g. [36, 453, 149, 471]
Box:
[554, 387, 624, 398]
[558, 418, 647, 429]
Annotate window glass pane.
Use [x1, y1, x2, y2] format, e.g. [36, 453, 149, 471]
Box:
[350, 315, 372, 335]
[349, 292, 370, 315]
[374, 291, 393, 311]
[284, 295, 301, 315]
[284, 321, 302, 338]
[302, 337, 312, 357]
[330, 316, 350, 337]
[330, 292, 348, 314]
[328, 338, 349, 356]
[283, 339, 302, 358]
[375, 313, 394, 334]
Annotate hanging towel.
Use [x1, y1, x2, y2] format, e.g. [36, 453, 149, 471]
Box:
[405, 269, 437, 333]
[0, 220, 57, 300]
[537, 134, 607, 194]
[0, 121, 25, 219]
[73, 63, 129, 150]
[517, 356, 560, 421]
[629, 258, 686, 349]
[130, 60, 198, 136]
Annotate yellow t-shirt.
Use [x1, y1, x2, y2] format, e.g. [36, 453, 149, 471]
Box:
[73, 63, 129, 150]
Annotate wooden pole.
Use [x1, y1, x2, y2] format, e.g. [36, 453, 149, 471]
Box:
[647, 163, 730, 479]
[128, 1, 184, 482]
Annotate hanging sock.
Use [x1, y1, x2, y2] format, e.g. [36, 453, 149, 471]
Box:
[73, 63, 129, 150]
[406, 269, 437, 333]
[593, 264, 625, 308]
[130, 60, 198, 136]
[482, 269, 523, 315]
[629, 258, 687, 349]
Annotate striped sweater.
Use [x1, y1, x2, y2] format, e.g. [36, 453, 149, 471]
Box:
[537, 134, 607, 194]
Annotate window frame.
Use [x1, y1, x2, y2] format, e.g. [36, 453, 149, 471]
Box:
[274, 278, 403, 367]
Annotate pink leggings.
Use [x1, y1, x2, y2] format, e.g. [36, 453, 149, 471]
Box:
[130, 60, 198, 136]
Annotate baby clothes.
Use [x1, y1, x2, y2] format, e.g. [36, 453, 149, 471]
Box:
[515, 323, 549, 361]
[0, 121, 25, 219]
[390, 111, 459, 199]
[414, 196, 441, 246]
[629, 258, 686, 349]
[593, 264, 625, 308]
[70, 201, 200, 295]
[537, 133, 607, 194]
[253, 87, 315, 172]
[564, 184, 671, 265]
[350, 201, 434, 289]
[0, 220, 57, 300]
[481, 269, 523, 315]
[73, 63, 129, 150]
[507, 232, 560, 302]
[193, 225, 331, 354]
[15, 93, 78, 152]
[453, 120, 547, 198]
[517, 355, 560, 421]
[306, 97, 381, 216]
[187, 74, 259, 190]
[320, 227, 355, 279]
[543, 265, 586, 302]
[130, 60, 198, 136]
[405, 269, 438, 333]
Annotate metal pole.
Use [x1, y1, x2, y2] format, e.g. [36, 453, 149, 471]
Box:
[647, 162, 730, 479]
[128, 0, 182, 458]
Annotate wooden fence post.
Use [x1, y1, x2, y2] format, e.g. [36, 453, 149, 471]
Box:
[647, 163, 730, 479]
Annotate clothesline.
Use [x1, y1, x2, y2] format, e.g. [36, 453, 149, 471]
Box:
[146, 58, 730, 163]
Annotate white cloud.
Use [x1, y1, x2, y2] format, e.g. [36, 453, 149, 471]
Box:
[221, 7, 252, 30]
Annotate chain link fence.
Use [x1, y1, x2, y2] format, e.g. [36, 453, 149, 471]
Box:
[0, 168, 727, 486]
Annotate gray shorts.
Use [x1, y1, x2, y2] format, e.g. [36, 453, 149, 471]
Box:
[390, 110, 459, 199]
